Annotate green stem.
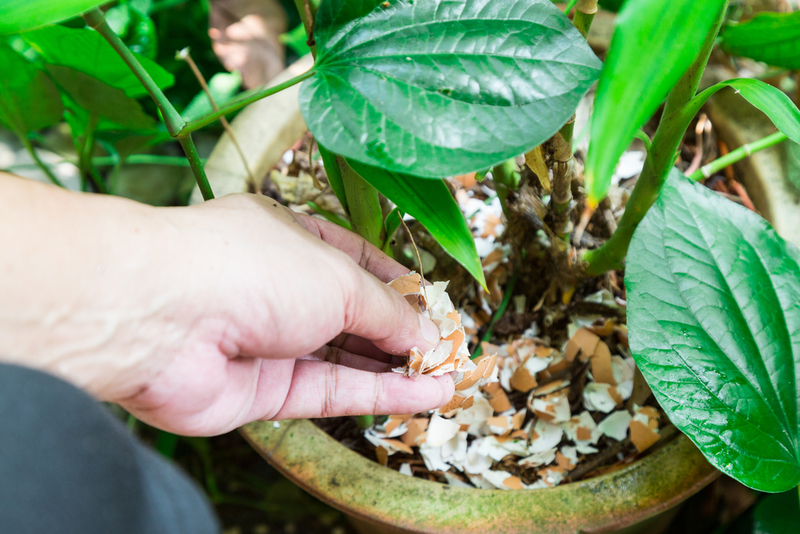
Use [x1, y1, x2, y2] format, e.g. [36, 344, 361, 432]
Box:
[492, 158, 520, 221]
[583, 3, 727, 275]
[689, 131, 787, 181]
[178, 135, 214, 200]
[178, 69, 316, 136]
[471, 268, 520, 360]
[80, 115, 108, 194]
[339, 157, 383, 248]
[83, 8, 185, 137]
[573, 0, 598, 38]
[20, 135, 65, 188]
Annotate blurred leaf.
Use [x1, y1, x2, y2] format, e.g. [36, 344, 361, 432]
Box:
[0, 41, 63, 133]
[0, 0, 105, 34]
[347, 159, 486, 289]
[627, 170, 800, 492]
[317, 143, 348, 215]
[279, 24, 310, 57]
[598, 0, 625, 11]
[584, 0, 726, 204]
[301, 0, 601, 178]
[383, 206, 403, 250]
[787, 138, 800, 193]
[752, 490, 800, 533]
[106, 3, 159, 59]
[24, 25, 173, 98]
[48, 65, 156, 129]
[720, 11, 800, 70]
[106, 4, 133, 36]
[181, 71, 242, 122]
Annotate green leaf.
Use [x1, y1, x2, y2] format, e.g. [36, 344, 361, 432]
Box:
[598, 0, 625, 12]
[181, 71, 242, 122]
[24, 25, 173, 98]
[0, 41, 63, 134]
[347, 159, 486, 289]
[280, 24, 311, 57]
[48, 65, 156, 130]
[752, 490, 800, 534]
[0, 0, 105, 34]
[627, 169, 800, 493]
[720, 12, 800, 70]
[317, 143, 349, 215]
[382, 206, 403, 250]
[584, 0, 726, 204]
[301, 0, 601, 178]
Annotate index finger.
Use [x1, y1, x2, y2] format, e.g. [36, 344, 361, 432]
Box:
[293, 212, 408, 282]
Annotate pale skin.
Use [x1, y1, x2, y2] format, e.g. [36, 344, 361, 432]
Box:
[0, 172, 454, 436]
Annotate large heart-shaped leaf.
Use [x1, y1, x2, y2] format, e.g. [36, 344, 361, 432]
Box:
[24, 25, 174, 99]
[627, 169, 800, 492]
[0, 42, 63, 134]
[584, 0, 726, 205]
[347, 159, 486, 289]
[300, 0, 601, 178]
[0, 0, 105, 34]
[720, 11, 800, 71]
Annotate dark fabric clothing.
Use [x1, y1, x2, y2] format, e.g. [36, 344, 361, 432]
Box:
[0, 363, 220, 534]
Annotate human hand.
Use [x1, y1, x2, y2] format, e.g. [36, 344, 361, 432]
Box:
[0, 176, 454, 436]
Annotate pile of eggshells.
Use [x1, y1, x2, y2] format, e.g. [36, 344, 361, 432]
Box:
[364, 273, 662, 490]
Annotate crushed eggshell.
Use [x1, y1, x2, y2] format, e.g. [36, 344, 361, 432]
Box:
[427, 415, 460, 447]
[629, 406, 661, 452]
[597, 410, 633, 441]
[529, 392, 571, 424]
[366, 274, 655, 491]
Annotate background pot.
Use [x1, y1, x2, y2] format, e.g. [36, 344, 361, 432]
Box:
[197, 60, 800, 534]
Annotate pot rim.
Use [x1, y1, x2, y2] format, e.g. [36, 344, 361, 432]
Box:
[241, 418, 718, 534]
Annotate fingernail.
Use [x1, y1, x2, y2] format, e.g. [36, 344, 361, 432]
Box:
[419, 315, 441, 347]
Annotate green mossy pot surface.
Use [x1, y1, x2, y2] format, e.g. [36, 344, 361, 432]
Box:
[241, 419, 717, 534]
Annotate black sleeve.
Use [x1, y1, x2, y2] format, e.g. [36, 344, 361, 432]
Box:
[0, 362, 221, 534]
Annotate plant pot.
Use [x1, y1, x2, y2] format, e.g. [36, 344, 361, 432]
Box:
[200, 60, 799, 534]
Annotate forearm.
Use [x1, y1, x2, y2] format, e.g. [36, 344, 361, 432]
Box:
[0, 173, 185, 399]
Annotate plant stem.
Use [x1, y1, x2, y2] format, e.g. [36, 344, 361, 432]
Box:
[573, 0, 598, 38]
[583, 3, 727, 275]
[179, 48, 257, 188]
[549, 132, 575, 241]
[19, 135, 65, 188]
[83, 8, 185, 137]
[178, 69, 316, 136]
[492, 158, 520, 221]
[688, 131, 787, 181]
[470, 267, 520, 360]
[339, 157, 383, 248]
[178, 135, 215, 200]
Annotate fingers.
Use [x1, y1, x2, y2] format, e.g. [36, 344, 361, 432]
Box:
[293, 212, 409, 283]
[328, 333, 392, 362]
[339, 265, 441, 355]
[269, 360, 455, 420]
[305, 345, 393, 373]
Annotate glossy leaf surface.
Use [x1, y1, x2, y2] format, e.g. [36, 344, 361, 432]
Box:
[24, 25, 174, 99]
[0, 42, 63, 134]
[301, 0, 601, 178]
[0, 0, 104, 34]
[584, 0, 726, 204]
[627, 170, 800, 492]
[348, 159, 486, 288]
[720, 12, 800, 70]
